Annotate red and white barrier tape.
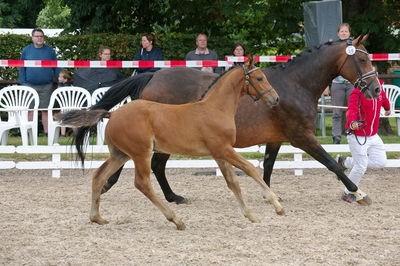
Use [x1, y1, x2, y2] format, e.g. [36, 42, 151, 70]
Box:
[0, 60, 233, 68]
[225, 53, 400, 62]
[1, 53, 399, 68]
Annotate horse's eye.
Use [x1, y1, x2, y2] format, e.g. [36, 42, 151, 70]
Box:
[257, 77, 263, 82]
[359, 57, 367, 63]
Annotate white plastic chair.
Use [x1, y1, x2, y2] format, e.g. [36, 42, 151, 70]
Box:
[0, 85, 39, 145]
[380, 84, 400, 136]
[91, 87, 131, 144]
[47, 86, 91, 145]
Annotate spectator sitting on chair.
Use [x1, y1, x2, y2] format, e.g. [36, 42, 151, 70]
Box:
[185, 33, 220, 74]
[228, 43, 246, 70]
[73, 46, 125, 93]
[134, 33, 164, 74]
[58, 70, 73, 137]
[19, 28, 60, 136]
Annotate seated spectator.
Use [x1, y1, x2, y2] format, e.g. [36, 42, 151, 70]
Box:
[229, 43, 246, 70]
[134, 33, 164, 74]
[58, 70, 72, 87]
[74, 46, 125, 93]
[185, 33, 220, 73]
[57, 70, 73, 137]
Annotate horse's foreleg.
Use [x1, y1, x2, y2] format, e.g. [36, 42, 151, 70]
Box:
[151, 152, 187, 204]
[293, 139, 357, 190]
[293, 138, 370, 205]
[263, 143, 281, 187]
[134, 156, 185, 230]
[217, 149, 284, 215]
[101, 165, 124, 194]
[90, 157, 127, 225]
[215, 160, 260, 223]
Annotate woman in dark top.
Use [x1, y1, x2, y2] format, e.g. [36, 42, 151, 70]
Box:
[229, 43, 246, 70]
[134, 33, 164, 74]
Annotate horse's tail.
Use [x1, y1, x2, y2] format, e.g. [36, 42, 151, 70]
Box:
[90, 72, 154, 111]
[58, 109, 109, 166]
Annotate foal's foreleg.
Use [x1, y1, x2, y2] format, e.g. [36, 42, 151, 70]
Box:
[220, 149, 284, 215]
[134, 157, 185, 230]
[216, 160, 260, 223]
[90, 157, 127, 224]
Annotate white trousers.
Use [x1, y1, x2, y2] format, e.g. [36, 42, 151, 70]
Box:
[344, 134, 387, 189]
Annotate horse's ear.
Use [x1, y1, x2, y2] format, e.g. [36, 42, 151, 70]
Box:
[353, 34, 369, 46]
[245, 55, 255, 70]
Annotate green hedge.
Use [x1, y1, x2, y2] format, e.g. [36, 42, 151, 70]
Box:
[0, 32, 238, 81]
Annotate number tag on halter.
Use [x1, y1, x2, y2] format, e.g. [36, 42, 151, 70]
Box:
[346, 46, 356, 55]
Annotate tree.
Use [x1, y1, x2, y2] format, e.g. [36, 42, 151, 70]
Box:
[36, 0, 71, 29]
[0, 0, 43, 28]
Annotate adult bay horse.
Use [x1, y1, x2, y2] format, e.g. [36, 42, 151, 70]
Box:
[60, 59, 282, 229]
[86, 35, 380, 205]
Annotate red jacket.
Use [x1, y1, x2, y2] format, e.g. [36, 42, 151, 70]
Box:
[346, 80, 390, 136]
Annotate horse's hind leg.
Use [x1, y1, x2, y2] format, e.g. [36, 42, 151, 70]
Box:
[134, 156, 185, 230]
[216, 160, 260, 223]
[90, 156, 128, 225]
[101, 165, 123, 194]
[263, 143, 281, 187]
[151, 152, 187, 204]
[218, 148, 284, 215]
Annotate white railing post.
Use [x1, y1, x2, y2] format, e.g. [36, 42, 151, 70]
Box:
[52, 143, 61, 178]
[294, 153, 303, 176]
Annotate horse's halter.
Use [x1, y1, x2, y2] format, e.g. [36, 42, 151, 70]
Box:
[338, 39, 378, 97]
[243, 65, 274, 101]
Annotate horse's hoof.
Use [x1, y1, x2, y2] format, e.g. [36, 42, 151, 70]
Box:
[275, 208, 285, 216]
[357, 195, 372, 206]
[245, 213, 261, 223]
[176, 222, 186, 230]
[90, 216, 109, 225]
[167, 194, 188, 204]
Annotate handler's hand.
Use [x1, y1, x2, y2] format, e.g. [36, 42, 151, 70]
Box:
[350, 121, 359, 130]
[384, 110, 391, 116]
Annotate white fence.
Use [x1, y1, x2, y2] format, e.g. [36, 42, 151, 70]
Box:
[1, 144, 399, 178]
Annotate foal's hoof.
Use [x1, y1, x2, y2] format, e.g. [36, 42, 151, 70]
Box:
[275, 208, 285, 216]
[176, 222, 186, 230]
[357, 195, 372, 206]
[245, 212, 261, 223]
[90, 215, 109, 225]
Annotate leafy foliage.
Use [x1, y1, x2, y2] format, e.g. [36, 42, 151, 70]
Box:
[0, 0, 44, 28]
[36, 0, 71, 29]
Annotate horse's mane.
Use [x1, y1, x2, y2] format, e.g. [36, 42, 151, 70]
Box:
[199, 66, 241, 100]
[273, 39, 344, 70]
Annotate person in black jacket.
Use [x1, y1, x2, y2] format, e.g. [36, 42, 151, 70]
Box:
[134, 33, 164, 74]
[73, 46, 125, 93]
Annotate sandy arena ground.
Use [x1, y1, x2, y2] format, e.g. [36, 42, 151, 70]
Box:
[0, 167, 399, 265]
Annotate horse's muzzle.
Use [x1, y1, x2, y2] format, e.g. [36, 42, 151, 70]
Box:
[263, 94, 279, 106]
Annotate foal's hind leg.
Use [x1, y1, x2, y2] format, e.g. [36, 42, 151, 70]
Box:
[216, 160, 260, 223]
[90, 157, 127, 224]
[217, 148, 284, 215]
[133, 156, 185, 230]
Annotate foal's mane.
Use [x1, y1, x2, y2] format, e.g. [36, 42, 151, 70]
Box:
[273, 39, 344, 70]
[199, 66, 241, 100]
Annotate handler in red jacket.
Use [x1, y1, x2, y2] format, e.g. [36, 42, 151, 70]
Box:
[338, 79, 391, 203]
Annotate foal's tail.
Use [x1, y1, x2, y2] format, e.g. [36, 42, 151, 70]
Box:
[58, 109, 109, 166]
[90, 72, 154, 111]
